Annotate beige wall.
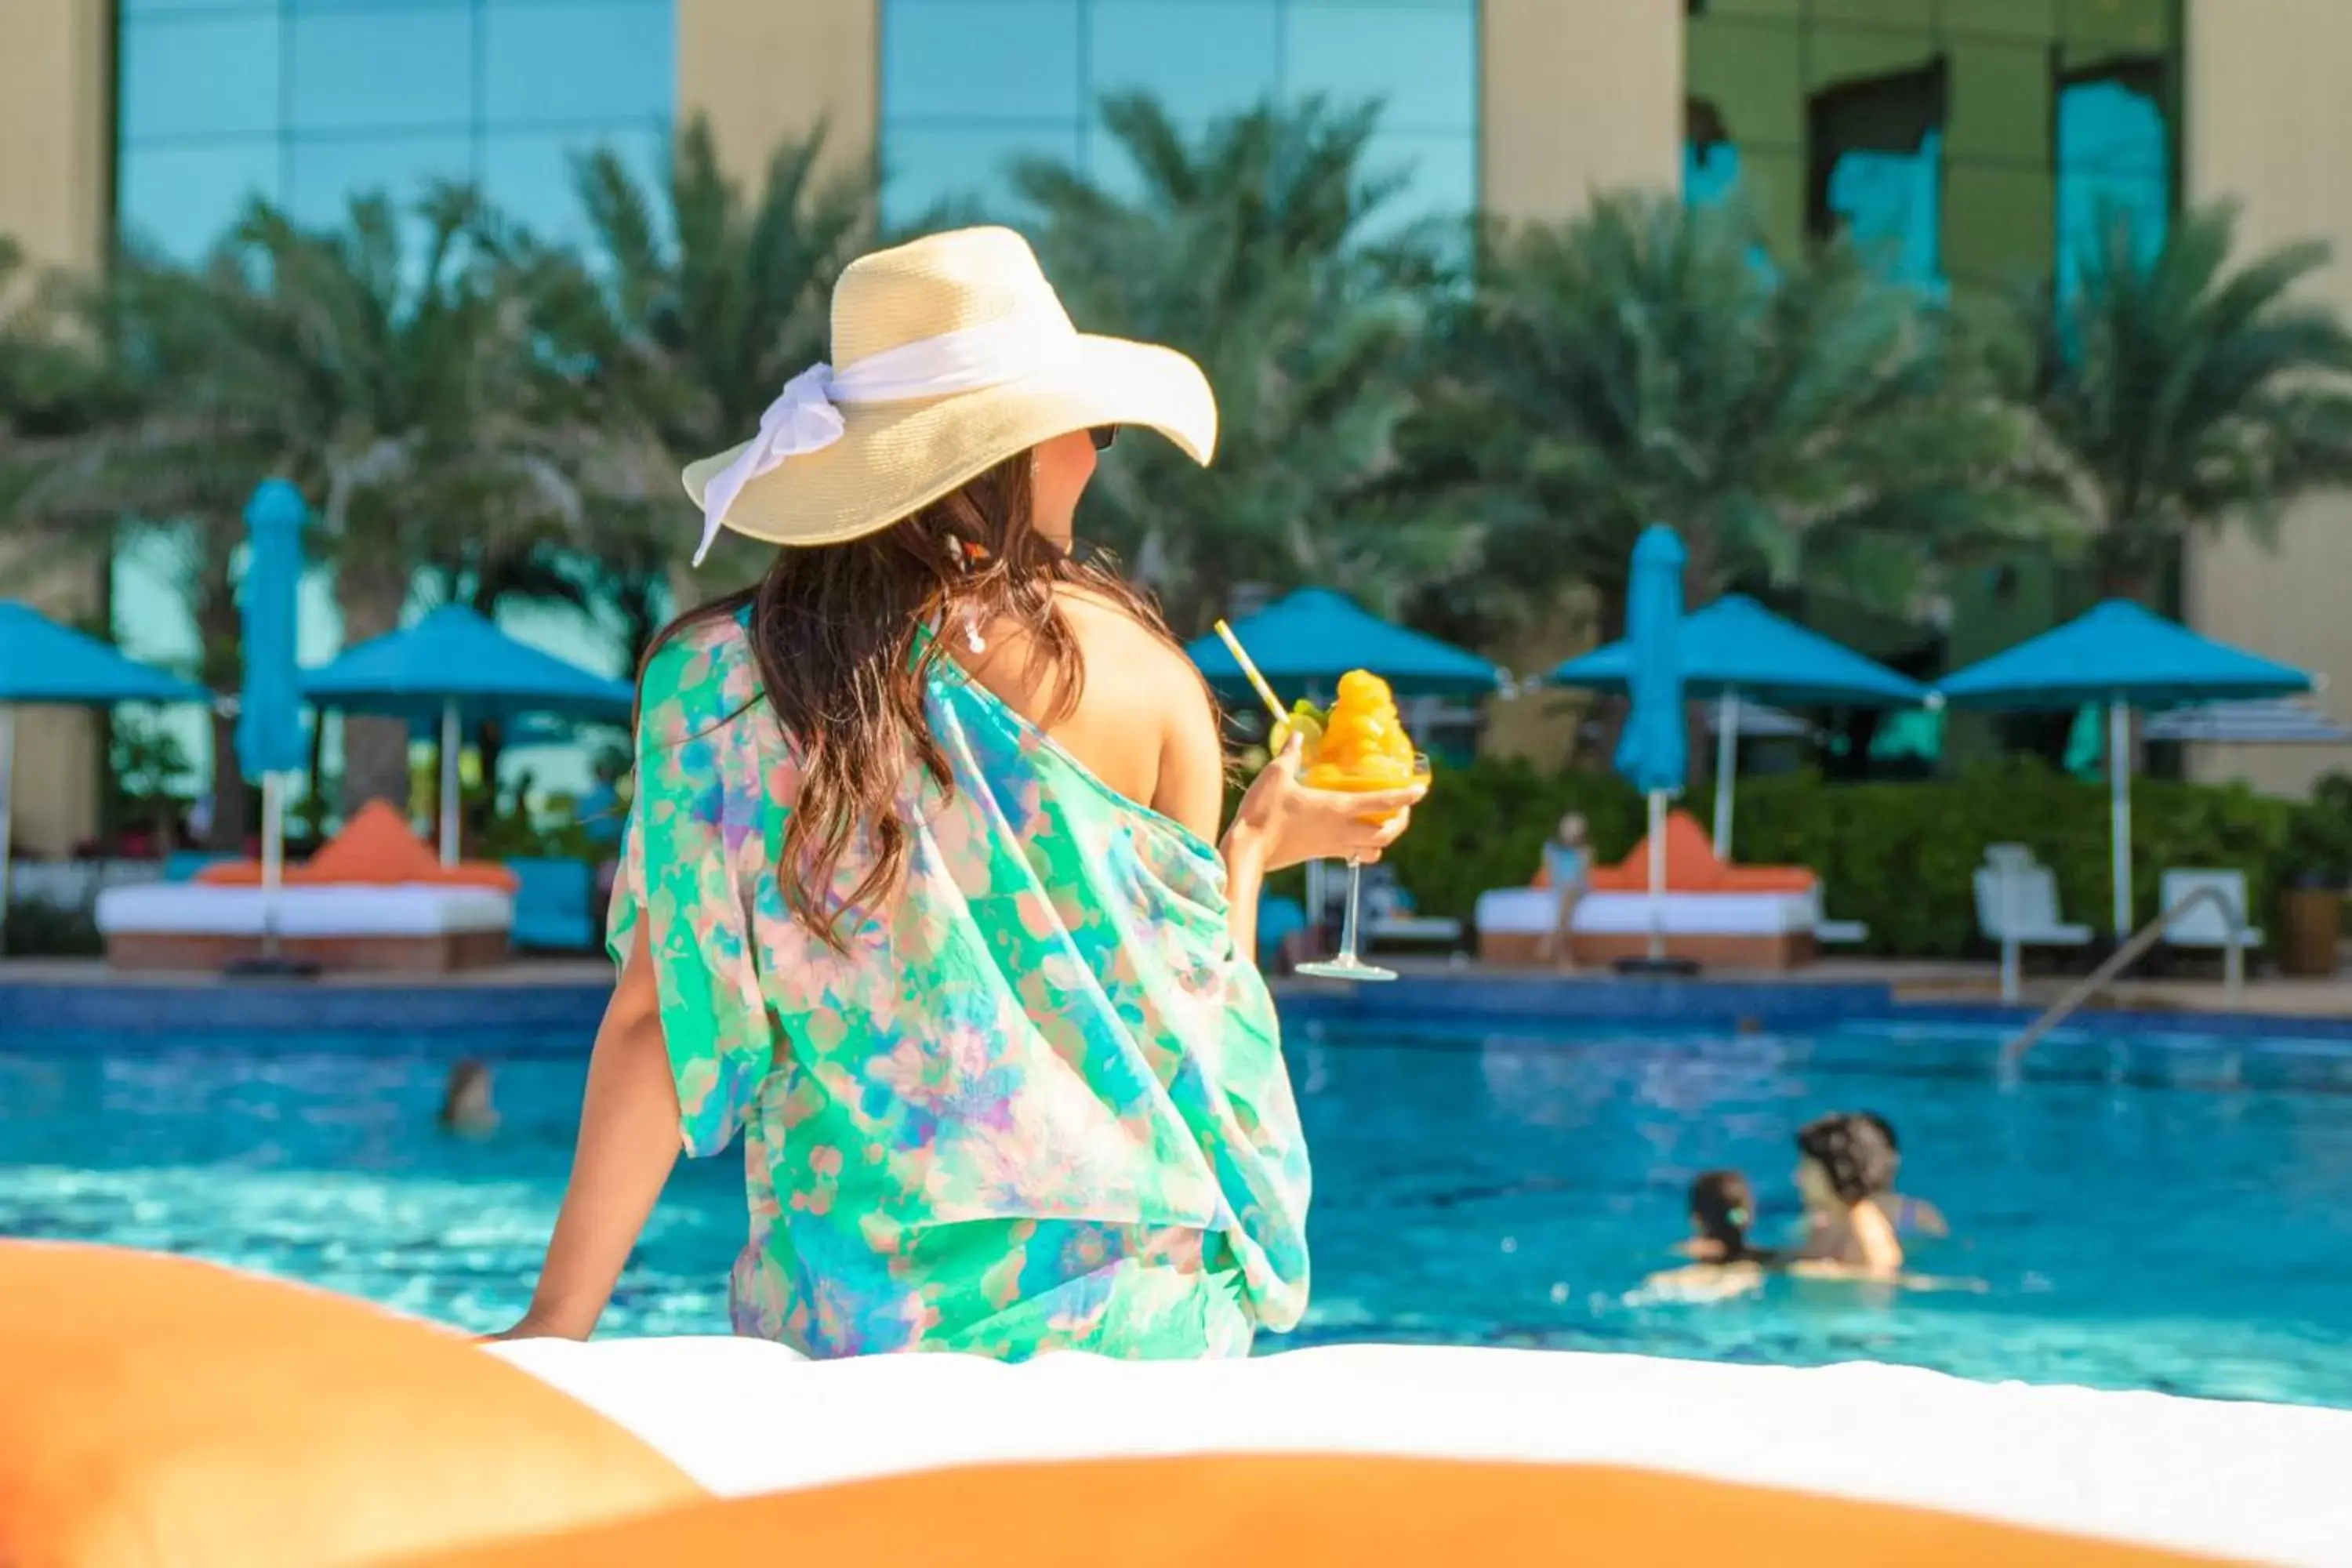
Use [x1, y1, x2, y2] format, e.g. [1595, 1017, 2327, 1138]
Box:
[0, 0, 112, 855]
[2182, 0, 2352, 797]
[676, 0, 878, 185]
[1480, 0, 1682, 225]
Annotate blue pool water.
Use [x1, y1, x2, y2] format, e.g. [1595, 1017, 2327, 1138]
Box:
[4, 1017, 2350, 1406]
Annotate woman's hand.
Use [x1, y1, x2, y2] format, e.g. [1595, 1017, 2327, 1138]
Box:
[1225, 734, 1426, 874]
[481, 1311, 589, 1344]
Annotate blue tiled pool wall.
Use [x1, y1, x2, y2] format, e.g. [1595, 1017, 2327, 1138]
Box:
[5, 972, 2350, 1052]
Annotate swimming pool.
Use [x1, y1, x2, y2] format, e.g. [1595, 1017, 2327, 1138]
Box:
[4, 1016, 2349, 1406]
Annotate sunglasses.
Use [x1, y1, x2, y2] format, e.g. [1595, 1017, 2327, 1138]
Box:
[1089, 425, 1120, 452]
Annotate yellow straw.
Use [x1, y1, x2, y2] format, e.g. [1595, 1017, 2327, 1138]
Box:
[1213, 619, 1287, 725]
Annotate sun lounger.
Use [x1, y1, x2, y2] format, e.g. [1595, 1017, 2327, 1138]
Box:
[1475, 810, 1821, 969]
[94, 884, 512, 972]
[1804, 884, 1869, 947]
[2158, 869, 2263, 951]
[1972, 865, 2092, 949]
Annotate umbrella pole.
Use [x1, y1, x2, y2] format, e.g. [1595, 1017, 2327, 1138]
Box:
[1712, 691, 1739, 862]
[2109, 700, 2132, 938]
[260, 772, 284, 962]
[1647, 788, 1667, 963]
[439, 699, 461, 869]
[0, 707, 14, 959]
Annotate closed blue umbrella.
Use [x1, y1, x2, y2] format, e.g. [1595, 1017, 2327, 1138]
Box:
[1939, 600, 2314, 935]
[1555, 593, 1929, 858]
[1185, 588, 1503, 702]
[230, 481, 311, 973]
[0, 601, 209, 955]
[233, 481, 310, 779]
[302, 605, 633, 866]
[1617, 526, 1687, 967]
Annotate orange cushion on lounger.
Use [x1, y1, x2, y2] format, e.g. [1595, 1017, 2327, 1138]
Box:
[0, 1243, 699, 1568]
[1584, 809, 1815, 894]
[197, 800, 519, 891]
[392, 1454, 2233, 1568]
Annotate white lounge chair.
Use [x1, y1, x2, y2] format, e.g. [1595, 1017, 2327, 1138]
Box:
[2158, 869, 2263, 952]
[1973, 864, 2092, 950]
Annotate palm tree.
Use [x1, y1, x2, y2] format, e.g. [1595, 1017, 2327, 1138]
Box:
[1013, 94, 1464, 633]
[2019, 201, 2352, 599]
[1417, 192, 2049, 647]
[561, 115, 874, 664]
[220, 186, 596, 811]
[13, 249, 292, 845]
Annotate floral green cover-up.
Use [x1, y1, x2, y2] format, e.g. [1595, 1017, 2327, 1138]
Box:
[608, 615, 1310, 1360]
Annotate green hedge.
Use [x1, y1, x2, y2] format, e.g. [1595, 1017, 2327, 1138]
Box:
[1381, 758, 2298, 957]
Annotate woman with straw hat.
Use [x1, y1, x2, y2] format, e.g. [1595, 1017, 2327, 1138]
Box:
[496, 227, 1423, 1359]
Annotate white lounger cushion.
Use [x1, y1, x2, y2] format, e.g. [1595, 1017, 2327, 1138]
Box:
[94, 883, 514, 937]
[486, 1338, 2352, 1566]
[1475, 887, 1816, 937]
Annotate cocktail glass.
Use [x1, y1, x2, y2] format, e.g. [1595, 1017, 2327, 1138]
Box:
[1294, 753, 1432, 984]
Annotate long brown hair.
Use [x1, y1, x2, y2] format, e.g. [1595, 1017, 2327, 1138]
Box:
[646, 445, 1181, 952]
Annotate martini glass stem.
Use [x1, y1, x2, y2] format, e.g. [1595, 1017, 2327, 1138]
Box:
[1335, 858, 1365, 966]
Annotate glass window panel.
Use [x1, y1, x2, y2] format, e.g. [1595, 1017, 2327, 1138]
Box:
[1826, 129, 1941, 286]
[2056, 162, 2166, 285]
[288, 6, 474, 132]
[2058, 73, 2167, 172]
[2063, 0, 2171, 48]
[1809, 0, 1929, 24]
[481, 124, 666, 246]
[882, 1, 1084, 125]
[880, 124, 1083, 227]
[1687, 17, 1803, 149]
[1947, 38, 2052, 162]
[1685, 139, 1743, 209]
[118, 140, 281, 261]
[1352, 128, 1476, 237]
[1087, 2, 1279, 125]
[1947, 0, 2060, 40]
[1942, 163, 2053, 281]
[287, 132, 476, 226]
[485, 2, 672, 125]
[1281, 5, 1476, 133]
[1806, 28, 1938, 93]
[121, 14, 284, 141]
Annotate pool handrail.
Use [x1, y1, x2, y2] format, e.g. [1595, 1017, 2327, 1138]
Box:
[2000, 881, 2249, 1067]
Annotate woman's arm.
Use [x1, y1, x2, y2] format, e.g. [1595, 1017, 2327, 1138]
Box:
[489, 924, 681, 1340]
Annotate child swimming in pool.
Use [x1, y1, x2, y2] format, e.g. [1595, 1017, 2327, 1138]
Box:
[1637, 1170, 1776, 1302]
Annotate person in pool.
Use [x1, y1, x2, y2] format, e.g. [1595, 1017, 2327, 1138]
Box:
[1535, 811, 1591, 971]
[1860, 1111, 1949, 1240]
[1639, 1171, 1775, 1301]
[492, 227, 1423, 1360]
[1791, 1112, 1904, 1278]
[438, 1059, 498, 1138]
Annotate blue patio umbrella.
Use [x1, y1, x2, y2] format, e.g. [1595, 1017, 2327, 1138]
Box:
[231, 481, 311, 970]
[1939, 600, 2314, 936]
[1555, 593, 1929, 858]
[303, 604, 633, 866]
[1185, 588, 1503, 702]
[1617, 526, 1687, 966]
[0, 601, 210, 954]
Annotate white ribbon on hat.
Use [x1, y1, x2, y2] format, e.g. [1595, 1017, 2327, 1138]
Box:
[693, 313, 1080, 565]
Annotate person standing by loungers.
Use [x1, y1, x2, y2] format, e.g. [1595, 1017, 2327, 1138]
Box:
[1536, 812, 1591, 971]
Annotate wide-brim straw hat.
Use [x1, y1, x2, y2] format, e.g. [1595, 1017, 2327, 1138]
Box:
[680, 226, 1218, 554]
